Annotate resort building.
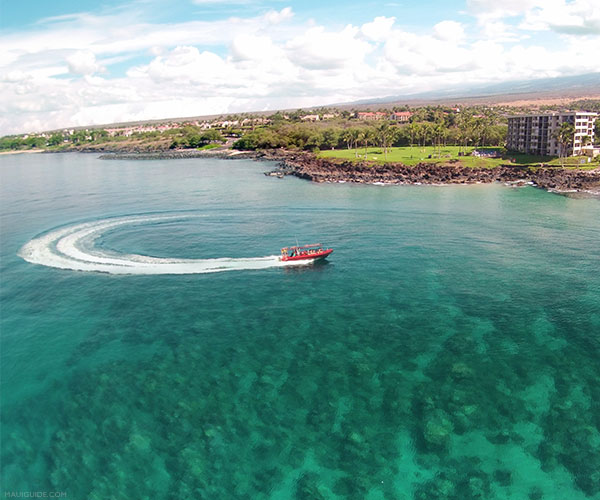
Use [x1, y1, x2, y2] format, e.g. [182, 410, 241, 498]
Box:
[356, 111, 388, 121]
[390, 111, 413, 122]
[507, 112, 597, 157]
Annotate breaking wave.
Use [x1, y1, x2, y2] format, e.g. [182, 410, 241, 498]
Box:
[18, 214, 308, 275]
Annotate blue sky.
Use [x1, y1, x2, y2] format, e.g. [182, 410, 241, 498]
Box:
[3, 0, 462, 29]
[1, 0, 598, 134]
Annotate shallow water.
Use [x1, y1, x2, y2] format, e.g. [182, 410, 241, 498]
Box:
[1, 153, 599, 499]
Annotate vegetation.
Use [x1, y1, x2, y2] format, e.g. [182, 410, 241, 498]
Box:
[566, 99, 600, 113]
[320, 145, 598, 168]
[0, 134, 48, 150]
[0, 125, 226, 153]
[321, 146, 502, 167]
[1, 99, 597, 167]
[553, 122, 576, 168]
[168, 128, 224, 149]
[232, 108, 507, 155]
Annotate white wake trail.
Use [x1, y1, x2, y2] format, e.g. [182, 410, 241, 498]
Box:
[18, 215, 308, 275]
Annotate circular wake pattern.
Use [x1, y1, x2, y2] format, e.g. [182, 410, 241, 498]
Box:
[18, 215, 307, 275]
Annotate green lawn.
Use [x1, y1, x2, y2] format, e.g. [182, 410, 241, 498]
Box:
[197, 143, 221, 150]
[319, 146, 598, 168]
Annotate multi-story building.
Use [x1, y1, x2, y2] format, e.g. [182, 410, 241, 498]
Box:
[507, 112, 597, 156]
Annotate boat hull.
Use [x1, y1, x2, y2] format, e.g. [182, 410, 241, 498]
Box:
[280, 249, 333, 262]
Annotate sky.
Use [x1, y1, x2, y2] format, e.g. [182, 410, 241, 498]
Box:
[1, 0, 599, 135]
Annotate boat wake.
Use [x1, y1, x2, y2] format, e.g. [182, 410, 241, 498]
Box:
[18, 214, 308, 275]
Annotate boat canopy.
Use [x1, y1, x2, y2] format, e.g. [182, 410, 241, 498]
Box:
[281, 243, 323, 253]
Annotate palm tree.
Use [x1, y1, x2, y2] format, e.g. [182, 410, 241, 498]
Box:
[435, 123, 448, 158]
[457, 113, 473, 155]
[350, 128, 361, 158]
[553, 122, 575, 167]
[581, 134, 591, 150]
[341, 129, 353, 150]
[412, 123, 423, 148]
[423, 123, 434, 150]
[376, 122, 394, 160]
[407, 122, 417, 158]
[360, 128, 375, 160]
[342, 128, 361, 156]
[481, 113, 495, 147]
[431, 121, 446, 157]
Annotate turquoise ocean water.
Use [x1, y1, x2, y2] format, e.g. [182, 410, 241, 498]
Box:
[1, 153, 599, 499]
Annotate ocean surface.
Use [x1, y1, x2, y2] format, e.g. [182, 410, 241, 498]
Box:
[1, 153, 599, 499]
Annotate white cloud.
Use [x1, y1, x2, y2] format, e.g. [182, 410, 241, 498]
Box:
[286, 25, 373, 70]
[478, 20, 521, 42]
[230, 34, 281, 62]
[520, 0, 600, 34]
[141, 46, 230, 85]
[467, 0, 543, 19]
[361, 16, 396, 42]
[67, 50, 104, 75]
[264, 7, 294, 25]
[468, 0, 600, 35]
[1, 4, 599, 136]
[383, 29, 476, 77]
[2, 70, 30, 83]
[433, 20, 465, 42]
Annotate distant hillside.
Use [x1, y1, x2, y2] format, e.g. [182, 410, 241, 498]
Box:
[38, 73, 600, 134]
[346, 73, 600, 107]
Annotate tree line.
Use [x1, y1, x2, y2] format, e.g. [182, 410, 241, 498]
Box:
[0, 129, 110, 150]
[233, 112, 507, 154]
[0, 126, 225, 151]
[6, 101, 596, 152]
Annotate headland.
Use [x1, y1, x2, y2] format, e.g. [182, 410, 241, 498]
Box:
[95, 148, 600, 196]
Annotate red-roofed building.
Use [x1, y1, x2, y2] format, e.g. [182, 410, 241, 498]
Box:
[390, 111, 413, 122]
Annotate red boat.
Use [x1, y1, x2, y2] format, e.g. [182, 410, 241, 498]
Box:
[280, 243, 333, 262]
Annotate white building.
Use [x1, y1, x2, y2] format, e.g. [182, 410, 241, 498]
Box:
[507, 112, 597, 156]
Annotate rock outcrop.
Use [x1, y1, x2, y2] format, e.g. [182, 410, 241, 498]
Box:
[96, 146, 600, 195]
[274, 154, 600, 195]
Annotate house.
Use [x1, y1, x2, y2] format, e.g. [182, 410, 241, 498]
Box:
[301, 114, 320, 122]
[507, 111, 597, 156]
[241, 117, 270, 126]
[390, 111, 413, 123]
[357, 112, 388, 121]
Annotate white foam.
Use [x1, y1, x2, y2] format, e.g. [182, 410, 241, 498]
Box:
[18, 215, 310, 275]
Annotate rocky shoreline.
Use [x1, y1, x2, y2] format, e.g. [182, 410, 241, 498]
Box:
[92, 148, 600, 195]
[97, 148, 290, 162]
[272, 153, 600, 196]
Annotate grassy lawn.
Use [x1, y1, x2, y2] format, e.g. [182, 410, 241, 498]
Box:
[319, 146, 598, 168]
[197, 143, 222, 150]
[545, 156, 597, 167]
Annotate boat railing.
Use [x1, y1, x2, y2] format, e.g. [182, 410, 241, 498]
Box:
[282, 243, 324, 252]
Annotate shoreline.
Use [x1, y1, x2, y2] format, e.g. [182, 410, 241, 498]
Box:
[273, 152, 600, 196]
[0, 149, 45, 155]
[6, 147, 600, 195]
